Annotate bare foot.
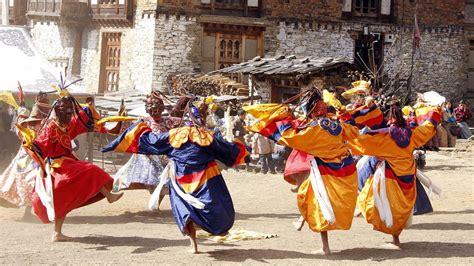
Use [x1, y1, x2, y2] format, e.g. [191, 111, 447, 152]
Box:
[382, 242, 402, 250]
[311, 248, 331, 255]
[293, 219, 305, 231]
[107, 192, 124, 203]
[51, 233, 73, 242]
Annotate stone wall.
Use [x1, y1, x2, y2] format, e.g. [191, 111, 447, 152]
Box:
[30, 21, 75, 72]
[263, 20, 467, 103]
[152, 14, 201, 92]
[394, 0, 464, 26]
[264, 21, 353, 61]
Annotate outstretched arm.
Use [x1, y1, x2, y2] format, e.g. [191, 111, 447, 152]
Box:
[207, 133, 250, 167]
[101, 120, 171, 155]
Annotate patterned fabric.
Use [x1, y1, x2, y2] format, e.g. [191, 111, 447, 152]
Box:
[103, 125, 249, 235]
[0, 147, 37, 207]
[115, 116, 180, 189]
[26, 107, 113, 223]
[244, 103, 360, 232]
[350, 108, 440, 235]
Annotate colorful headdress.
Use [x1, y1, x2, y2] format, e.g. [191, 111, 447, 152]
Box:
[341, 80, 371, 99]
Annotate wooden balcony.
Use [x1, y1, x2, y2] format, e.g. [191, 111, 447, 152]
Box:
[90, 0, 133, 22]
[26, 0, 90, 24]
[200, 0, 262, 18]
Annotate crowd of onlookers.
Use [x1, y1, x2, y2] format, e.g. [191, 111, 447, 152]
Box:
[423, 100, 472, 151]
[231, 99, 473, 173]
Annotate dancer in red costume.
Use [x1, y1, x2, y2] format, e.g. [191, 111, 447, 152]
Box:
[18, 90, 124, 242]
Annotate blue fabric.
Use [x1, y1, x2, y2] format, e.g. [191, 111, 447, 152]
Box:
[103, 126, 244, 235]
[413, 178, 433, 215]
[357, 156, 379, 191]
[170, 174, 235, 235]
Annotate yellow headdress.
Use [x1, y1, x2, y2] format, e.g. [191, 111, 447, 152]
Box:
[341, 80, 371, 99]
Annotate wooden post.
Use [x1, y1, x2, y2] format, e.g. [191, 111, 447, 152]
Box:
[250, 75, 254, 104]
[1, 0, 9, 25]
[214, 31, 220, 70]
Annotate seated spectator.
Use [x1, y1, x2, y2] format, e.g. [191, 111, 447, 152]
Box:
[440, 101, 457, 147]
[454, 100, 472, 139]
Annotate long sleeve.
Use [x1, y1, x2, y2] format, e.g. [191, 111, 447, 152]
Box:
[102, 120, 171, 155]
[69, 106, 104, 139]
[207, 133, 249, 167]
[341, 122, 360, 141]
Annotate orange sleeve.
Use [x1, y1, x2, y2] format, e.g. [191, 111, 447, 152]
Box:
[412, 121, 436, 148]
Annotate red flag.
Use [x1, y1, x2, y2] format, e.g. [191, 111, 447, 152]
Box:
[17, 81, 25, 104]
[413, 15, 422, 51]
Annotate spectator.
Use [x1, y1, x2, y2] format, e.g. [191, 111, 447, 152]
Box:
[233, 109, 247, 143]
[454, 100, 472, 139]
[440, 101, 457, 147]
[252, 134, 276, 174]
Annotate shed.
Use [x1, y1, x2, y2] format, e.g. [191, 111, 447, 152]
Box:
[213, 55, 356, 103]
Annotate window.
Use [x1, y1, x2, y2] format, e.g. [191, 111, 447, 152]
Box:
[271, 79, 300, 103]
[343, 0, 391, 17]
[354, 0, 378, 16]
[201, 23, 264, 83]
[99, 32, 122, 93]
[200, 0, 261, 17]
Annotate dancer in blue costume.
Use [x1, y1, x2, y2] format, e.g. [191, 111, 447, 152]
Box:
[102, 98, 249, 253]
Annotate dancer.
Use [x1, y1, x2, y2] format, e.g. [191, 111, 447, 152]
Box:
[102, 98, 249, 253]
[349, 103, 441, 248]
[244, 88, 360, 255]
[114, 92, 180, 209]
[17, 88, 124, 242]
[0, 94, 50, 219]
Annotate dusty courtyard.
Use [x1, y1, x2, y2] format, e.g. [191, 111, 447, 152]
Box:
[0, 151, 473, 264]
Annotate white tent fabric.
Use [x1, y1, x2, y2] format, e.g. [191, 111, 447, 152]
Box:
[0, 26, 87, 95]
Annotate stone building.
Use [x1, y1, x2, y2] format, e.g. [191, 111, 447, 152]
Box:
[4, 0, 470, 104]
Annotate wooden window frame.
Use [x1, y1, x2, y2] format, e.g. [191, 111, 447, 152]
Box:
[99, 32, 122, 94]
[352, 0, 380, 18]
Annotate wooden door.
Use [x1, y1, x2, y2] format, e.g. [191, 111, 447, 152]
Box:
[100, 32, 121, 93]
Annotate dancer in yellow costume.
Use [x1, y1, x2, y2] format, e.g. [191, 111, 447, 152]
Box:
[244, 89, 360, 255]
[349, 104, 441, 248]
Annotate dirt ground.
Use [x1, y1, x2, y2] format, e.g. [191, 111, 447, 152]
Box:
[0, 151, 473, 265]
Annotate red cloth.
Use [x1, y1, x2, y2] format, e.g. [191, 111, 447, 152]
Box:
[32, 109, 113, 223]
[283, 149, 313, 185]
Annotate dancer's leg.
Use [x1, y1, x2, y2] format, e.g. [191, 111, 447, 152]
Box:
[186, 222, 198, 254]
[292, 215, 305, 231]
[21, 206, 35, 221]
[100, 186, 123, 203]
[52, 217, 72, 242]
[312, 231, 331, 255]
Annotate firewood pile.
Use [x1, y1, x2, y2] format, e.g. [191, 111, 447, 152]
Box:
[167, 73, 249, 96]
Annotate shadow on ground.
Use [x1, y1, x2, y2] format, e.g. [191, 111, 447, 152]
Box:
[65, 210, 175, 225]
[206, 242, 474, 262]
[72, 235, 188, 254]
[408, 222, 474, 231]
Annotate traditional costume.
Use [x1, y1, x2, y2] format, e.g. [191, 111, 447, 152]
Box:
[0, 95, 50, 208]
[114, 116, 180, 191]
[349, 106, 441, 236]
[244, 95, 360, 234]
[102, 103, 249, 235]
[17, 92, 122, 223]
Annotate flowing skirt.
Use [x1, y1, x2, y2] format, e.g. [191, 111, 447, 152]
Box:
[170, 173, 234, 235]
[297, 156, 358, 232]
[114, 154, 165, 190]
[358, 163, 416, 236]
[0, 147, 37, 207]
[283, 150, 313, 185]
[32, 157, 113, 223]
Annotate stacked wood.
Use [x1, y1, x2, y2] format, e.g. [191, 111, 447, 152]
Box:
[167, 73, 249, 96]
